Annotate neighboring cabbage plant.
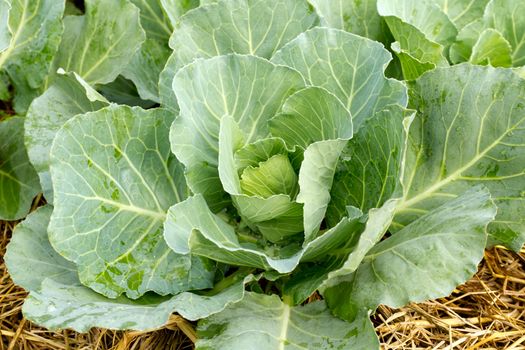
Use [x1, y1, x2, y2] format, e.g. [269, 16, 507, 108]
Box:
[309, 0, 525, 79]
[2, 1, 525, 349]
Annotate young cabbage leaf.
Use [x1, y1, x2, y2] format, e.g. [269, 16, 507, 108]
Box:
[450, 0, 525, 68]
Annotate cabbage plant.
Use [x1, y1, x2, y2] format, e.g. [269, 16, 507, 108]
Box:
[2, 0, 525, 349]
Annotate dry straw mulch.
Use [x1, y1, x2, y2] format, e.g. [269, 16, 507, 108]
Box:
[0, 207, 194, 350]
[1, 213, 524, 349]
[373, 246, 525, 349]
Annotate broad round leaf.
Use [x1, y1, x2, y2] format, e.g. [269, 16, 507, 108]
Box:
[397, 64, 525, 250]
[325, 187, 496, 321]
[25, 73, 108, 201]
[327, 106, 414, 226]
[0, 0, 64, 112]
[272, 27, 407, 130]
[52, 0, 145, 85]
[49, 105, 213, 298]
[5, 205, 77, 290]
[309, 0, 389, 44]
[196, 292, 379, 350]
[159, 0, 317, 110]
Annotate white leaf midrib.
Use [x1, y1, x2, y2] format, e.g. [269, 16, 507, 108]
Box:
[0, 0, 30, 70]
[278, 303, 291, 350]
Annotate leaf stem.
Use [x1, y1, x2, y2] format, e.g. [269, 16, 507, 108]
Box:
[205, 267, 256, 295]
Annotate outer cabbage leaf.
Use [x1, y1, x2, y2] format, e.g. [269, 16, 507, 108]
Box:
[159, 0, 317, 111]
[321, 199, 400, 289]
[308, 0, 390, 44]
[396, 65, 525, 250]
[0, 0, 64, 112]
[160, 0, 199, 27]
[327, 106, 414, 226]
[170, 0, 317, 66]
[49, 106, 214, 298]
[122, 0, 173, 102]
[25, 72, 108, 201]
[324, 187, 496, 321]
[0, 117, 41, 220]
[5, 205, 253, 332]
[170, 54, 305, 211]
[196, 292, 379, 350]
[0, 0, 10, 51]
[24, 278, 248, 332]
[433, 0, 490, 31]
[97, 76, 156, 108]
[5, 206, 77, 290]
[52, 0, 145, 85]
[272, 27, 407, 130]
